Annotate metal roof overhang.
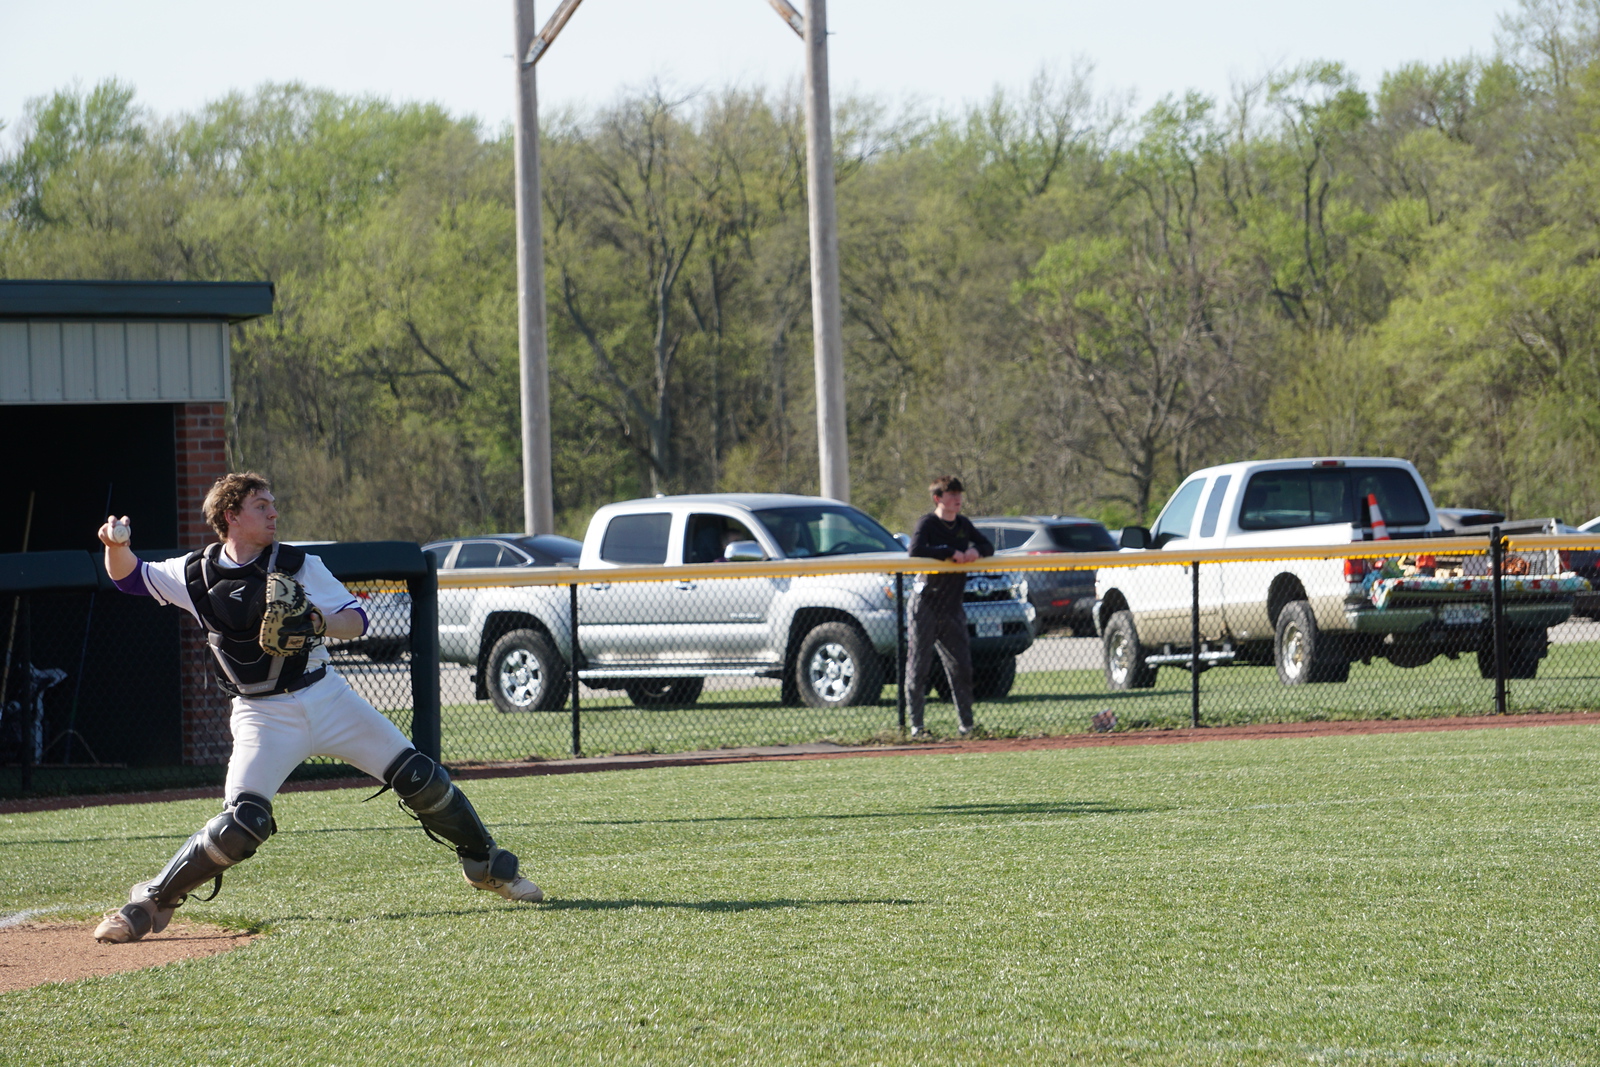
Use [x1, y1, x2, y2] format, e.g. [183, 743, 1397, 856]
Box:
[0, 280, 274, 322]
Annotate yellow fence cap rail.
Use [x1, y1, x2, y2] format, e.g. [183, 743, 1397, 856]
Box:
[430, 534, 1534, 590]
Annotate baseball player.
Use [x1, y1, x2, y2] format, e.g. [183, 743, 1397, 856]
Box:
[92, 472, 542, 945]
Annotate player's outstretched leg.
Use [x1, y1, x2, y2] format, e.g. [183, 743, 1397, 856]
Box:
[383, 748, 543, 903]
[93, 792, 276, 943]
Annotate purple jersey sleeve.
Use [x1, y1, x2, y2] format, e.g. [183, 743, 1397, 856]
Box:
[112, 562, 152, 596]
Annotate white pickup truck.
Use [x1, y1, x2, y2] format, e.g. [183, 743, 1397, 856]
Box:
[438, 493, 1035, 712]
[1094, 457, 1589, 688]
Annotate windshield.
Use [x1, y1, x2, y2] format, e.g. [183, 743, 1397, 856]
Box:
[752, 505, 904, 557]
[1153, 479, 1206, 543]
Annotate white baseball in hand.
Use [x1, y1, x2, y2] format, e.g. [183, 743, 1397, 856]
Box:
[109, 517, 130, 544]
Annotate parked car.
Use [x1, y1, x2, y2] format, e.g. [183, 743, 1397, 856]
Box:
[970, 516, 1117, 635]
[1438, 512, 1600, 619]
[1547, 521, 1600, 620]
[1436, 507, 1506, 532]
[424, 533, 582, 570]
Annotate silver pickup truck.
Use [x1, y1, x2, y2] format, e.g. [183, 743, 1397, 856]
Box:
[439, 494, 1035, 712]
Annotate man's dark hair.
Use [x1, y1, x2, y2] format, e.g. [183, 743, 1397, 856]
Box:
[929, 476, 965, 497]
[203, 472, 272, 539]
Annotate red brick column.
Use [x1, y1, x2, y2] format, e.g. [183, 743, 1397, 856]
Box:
[174, 402, 232, 766]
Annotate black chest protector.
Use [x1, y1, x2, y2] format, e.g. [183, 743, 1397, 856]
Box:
[184, 542, 318, 697]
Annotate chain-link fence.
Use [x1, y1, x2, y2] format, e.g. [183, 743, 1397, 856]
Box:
[430, 529, 1600, 761]
[6, 531, 1599, 800]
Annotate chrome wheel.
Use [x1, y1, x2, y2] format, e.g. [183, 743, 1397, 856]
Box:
[498, 648, 543, 709]
[806, 641, 857, 703]
[1108, 630, 1133, 687]
[1102, 610, 1156, 690]
[1279, 620, 1308, 683]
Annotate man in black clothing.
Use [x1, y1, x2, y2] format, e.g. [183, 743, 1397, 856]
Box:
[906, 476, 994, 736]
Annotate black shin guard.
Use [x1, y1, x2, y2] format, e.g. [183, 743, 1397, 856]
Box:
[384, 749, 495, 861]
[142, 792, 276, 907]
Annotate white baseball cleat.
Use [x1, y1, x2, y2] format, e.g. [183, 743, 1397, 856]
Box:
[466, 871, 544, 902]
[93, 898, 174, 943]
[93, 910, 138, 943]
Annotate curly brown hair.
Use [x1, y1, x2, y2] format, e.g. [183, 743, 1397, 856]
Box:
[202, 472, 272, 539]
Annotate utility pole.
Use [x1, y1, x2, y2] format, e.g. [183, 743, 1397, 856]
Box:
[514, 0, 554, 534]
[513, 0, 585, 534]
[767, 0, 849, 503]
[521, 0, 850, 512]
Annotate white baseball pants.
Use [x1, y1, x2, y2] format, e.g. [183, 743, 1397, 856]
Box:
[223, 670, 412, 802]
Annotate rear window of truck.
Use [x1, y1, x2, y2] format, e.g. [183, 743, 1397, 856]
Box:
[1238, 468, 1429, 530]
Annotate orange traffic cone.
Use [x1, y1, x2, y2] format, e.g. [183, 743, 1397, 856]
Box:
[1367, 493, 1390, 541]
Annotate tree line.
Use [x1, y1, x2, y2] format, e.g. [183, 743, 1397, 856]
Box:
[5, 0, 1600, 540]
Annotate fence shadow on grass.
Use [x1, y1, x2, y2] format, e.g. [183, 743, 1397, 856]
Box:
[574, 799, 1151, 827]
[537, 897, 920, 914]
[927, 800, 1160, 817]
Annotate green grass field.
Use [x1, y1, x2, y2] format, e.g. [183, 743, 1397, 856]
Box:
[4, 722, 1600, 1064]
[417, 640, 1600, 763]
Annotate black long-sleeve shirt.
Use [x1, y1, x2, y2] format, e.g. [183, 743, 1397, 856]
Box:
[908, 512, 994, 611]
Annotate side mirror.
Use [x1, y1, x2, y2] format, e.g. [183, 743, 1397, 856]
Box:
[1119, 526, 1152, 550]
[895, 533, 911, 550]
[723, 540, 766, 562]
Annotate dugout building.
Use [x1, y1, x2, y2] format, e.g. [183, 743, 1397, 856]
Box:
[0, 279, 273, 774]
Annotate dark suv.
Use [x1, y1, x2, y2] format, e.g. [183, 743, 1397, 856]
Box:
[970, 516, 1117, 635]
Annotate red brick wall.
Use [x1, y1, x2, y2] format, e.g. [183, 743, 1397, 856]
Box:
[174, 402, 232, 766]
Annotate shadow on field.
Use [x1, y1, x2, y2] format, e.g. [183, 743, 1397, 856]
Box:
[578, 799, 1149, 826]
[928, 801, 1152, 817]
[538, 897, 919, 913]
[267, 897, 920, 924]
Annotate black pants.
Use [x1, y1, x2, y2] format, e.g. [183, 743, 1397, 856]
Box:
[906, 593, 973, 731]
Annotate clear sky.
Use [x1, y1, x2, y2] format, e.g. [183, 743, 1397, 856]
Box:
[2, 1, 1516, 134]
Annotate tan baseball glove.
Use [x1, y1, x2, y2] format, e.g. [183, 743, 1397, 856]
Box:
[259, 572, 326, 656]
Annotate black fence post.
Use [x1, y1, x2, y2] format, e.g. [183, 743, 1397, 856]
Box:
[1190, 562, 1201, 729]
[407, 555, 442, 762]
[19, 595, 32, 792]
[569, 582, 582, 758]
[1490, 526, 1506, 715]
[895, 571, 907, 733]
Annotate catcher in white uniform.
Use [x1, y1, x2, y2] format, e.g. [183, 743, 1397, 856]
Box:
[93, 472, 542, 944]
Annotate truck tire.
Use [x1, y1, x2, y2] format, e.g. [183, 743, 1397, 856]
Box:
[623, 678, 704, 707]
[796, 622, 884, 707]
[1274, 601, 1349, 685]
[972, 654, 1018, 700]
[1103, 611, 1157, 690]
[486, 629, 568, 713]
[1476, 627, 1548, 680]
